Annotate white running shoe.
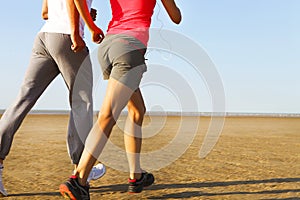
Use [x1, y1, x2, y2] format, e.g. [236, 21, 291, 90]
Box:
[87, 163, 106, 182]
[0, 165, 8, 197]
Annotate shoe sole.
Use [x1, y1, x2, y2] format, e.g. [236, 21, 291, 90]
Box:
[0, 191, 8, 197]
[0, 193, 8, 197]
[128, 184, 153, 194]
[0, 187, 8, 197]
[59, 184, 77, 200]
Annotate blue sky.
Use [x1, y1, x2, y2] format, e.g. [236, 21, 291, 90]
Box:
[0, 0, 299, 114]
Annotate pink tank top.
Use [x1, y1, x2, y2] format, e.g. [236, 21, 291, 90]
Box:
[107, 0, 156, 45]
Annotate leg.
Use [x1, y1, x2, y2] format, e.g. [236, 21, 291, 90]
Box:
[75, 77, 136, 185]
[65, 57, 93, 165]
[125, 89, 154, 194]
[47, 33, 93, 165]
[0, 32, 59, 160]
[75, 35, 147, 184]
[0, 32, 58, 196]
[60, 35, 148, 199]
[124, 89, 146, 179]
[49, 33, 106, 182]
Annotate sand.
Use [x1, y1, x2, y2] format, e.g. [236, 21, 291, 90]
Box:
[1, 114, 300, 199]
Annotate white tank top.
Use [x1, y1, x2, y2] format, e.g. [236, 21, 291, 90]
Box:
[40, 0, 92, 37]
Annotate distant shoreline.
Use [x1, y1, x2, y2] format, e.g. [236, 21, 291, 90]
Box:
[0, 109, 299, 118]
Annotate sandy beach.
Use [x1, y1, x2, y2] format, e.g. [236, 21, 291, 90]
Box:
[1, 114, 299, 199]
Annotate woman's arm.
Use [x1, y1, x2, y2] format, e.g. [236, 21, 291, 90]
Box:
[41, 0, 48, 20]
[161, 0, 182, 24]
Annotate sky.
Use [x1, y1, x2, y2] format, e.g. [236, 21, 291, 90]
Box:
[0, 0, 299, 114]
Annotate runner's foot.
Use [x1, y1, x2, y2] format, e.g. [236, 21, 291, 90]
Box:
[59, 175, 90, 200]
[128, 172, 154, 193]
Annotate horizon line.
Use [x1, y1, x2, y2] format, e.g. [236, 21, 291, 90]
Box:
[0, 109, 299, 117]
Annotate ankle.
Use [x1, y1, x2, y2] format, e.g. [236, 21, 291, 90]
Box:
[130, 172, 143, 180]
[70, 175, 87, 186]
[77, 177, 87, 186]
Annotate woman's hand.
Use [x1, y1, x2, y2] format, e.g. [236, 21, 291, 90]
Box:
[91, 26, 105, 44]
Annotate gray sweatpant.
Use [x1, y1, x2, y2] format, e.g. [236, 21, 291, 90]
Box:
[0, 32, 93, 164]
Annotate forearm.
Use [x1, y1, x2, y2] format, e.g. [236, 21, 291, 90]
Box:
[161, 0, 182, 24]
[66, 0, 81, 35]
[73, 0, 98, 31]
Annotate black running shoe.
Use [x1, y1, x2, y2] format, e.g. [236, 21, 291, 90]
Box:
[128, 172, 155, 193]
[59, 175, 90, 200]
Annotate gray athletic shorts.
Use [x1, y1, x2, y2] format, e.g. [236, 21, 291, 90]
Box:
[98, 34, 147, 90]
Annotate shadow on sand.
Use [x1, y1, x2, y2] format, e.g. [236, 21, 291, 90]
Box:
[8, 177, 300, 199]
[91, 177, 300, 199]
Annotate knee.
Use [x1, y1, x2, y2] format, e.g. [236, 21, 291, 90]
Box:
[128, 105, 146, 125]
[18, 83, 39, 103]
[98, 111, 117, 126]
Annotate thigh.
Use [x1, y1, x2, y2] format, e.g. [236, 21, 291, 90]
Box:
[100, 78, 135, 122]
[46, 33, 91, 90]
[23, 33, 59, 90]
[104, 35, 147, 90]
